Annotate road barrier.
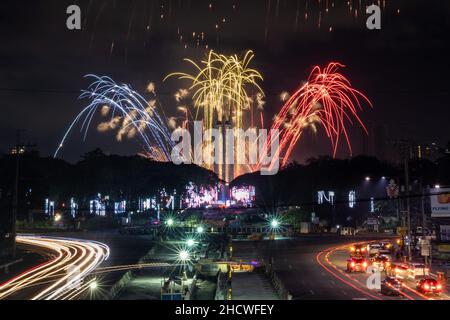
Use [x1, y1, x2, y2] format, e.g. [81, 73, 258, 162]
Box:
[106, 243, 159, 300]
[265, 263, 291, 300]
[0, 258, 23, 274]
[184, 274, 198, 300]
[214, 271, 228, 300]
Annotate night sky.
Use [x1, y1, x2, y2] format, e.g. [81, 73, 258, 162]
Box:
[1, 0, 450, 163]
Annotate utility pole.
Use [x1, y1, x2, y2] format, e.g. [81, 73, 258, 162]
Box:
[403, 148, 412, 261]
[12, 129, 24, 258]
[420, 178, 427, 265]
[391, 139, 413, 261]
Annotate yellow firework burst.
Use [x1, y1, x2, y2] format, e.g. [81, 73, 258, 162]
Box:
[165, 50, 264, 130]
[165, 50, 264, 178]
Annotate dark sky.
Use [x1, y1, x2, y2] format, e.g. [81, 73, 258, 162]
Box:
[1, 0, 450, 163]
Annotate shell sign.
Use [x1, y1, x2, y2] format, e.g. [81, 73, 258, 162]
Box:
[437, 193, 450, 204]
[431, 188, 450, 218]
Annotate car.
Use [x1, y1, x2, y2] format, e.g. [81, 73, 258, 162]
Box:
[371, 255, 391, 271]
[379, 242, 393, 255]
[347, 257, 368, 273]
[368, 244, 381, 256]
[406, 263, 429, 279]
[416, 278, 443, 295]
[380, 241, 393, 250]
[349, 244, 367, 256]
[380, 277, 404, 296]
[386, 262, 409, 280]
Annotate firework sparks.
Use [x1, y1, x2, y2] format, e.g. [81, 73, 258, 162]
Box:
[174, 88, 190, 102]
[54, 75, 174, 161]
[166, 50, 264, 130]
[256, 62, 372, 171]
[165, 50, 264, 179]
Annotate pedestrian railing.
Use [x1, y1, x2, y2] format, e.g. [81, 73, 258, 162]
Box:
[264, 263, 291, 300]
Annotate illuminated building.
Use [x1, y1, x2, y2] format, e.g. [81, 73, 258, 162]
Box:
[10, 145, 26, 155]
[114, 200, 127, 214]
[231, 186, 256, 207]
[410, 142, 440, 162]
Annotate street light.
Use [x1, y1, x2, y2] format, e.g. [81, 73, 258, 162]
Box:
[365, 176, 371, 182]
[179, 250, 190, 262]
[435, 184, 441, 189]
[186, 239, 195, 247]
[89, 280, 98, 291]
[166, 218, 174, 227]
[270, 219, 279, 229]
[196, 226, 204, 234]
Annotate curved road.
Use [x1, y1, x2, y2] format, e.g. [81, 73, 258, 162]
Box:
[0, 235, 110, 300]
[232, 235, 449, 300]
[318, 242, 450, 300]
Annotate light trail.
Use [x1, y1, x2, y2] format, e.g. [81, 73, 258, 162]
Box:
[322, 245, 415, 300]
[0, 235, 109, 300]
[317, 240, 450, 300]
[316, 245, 382, 300]
[93, 262, 171, 274]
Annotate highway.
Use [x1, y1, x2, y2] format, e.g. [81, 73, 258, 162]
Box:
[232, 235, 450, 300]
[0, 235, 110, 300]
[319, 242, 450, 300]
[3, 234, 448, 300]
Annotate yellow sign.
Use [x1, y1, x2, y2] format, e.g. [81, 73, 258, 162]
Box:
[397, 227, 408, 236]
[438, 244, 450, 253]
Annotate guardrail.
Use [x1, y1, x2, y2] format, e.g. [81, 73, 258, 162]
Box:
[184, 274, 198, 300]
[106, 243, 159, 300]
[0, 258, 23, 274]
[214, 271, 228, 300]
[264, 263, 292, 300]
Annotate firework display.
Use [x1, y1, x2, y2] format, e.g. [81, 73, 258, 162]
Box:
[165, 50, 264, 130]
[165, 50, 265, 180]
[256, 62, 372, 171]
[54, 75, 174, 162]
[56, 55, 371, 182]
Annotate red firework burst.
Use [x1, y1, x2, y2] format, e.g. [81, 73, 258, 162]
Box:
[257, 62, 372, 171]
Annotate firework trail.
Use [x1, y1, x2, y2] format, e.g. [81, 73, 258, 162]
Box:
[256, 62, 372, 171]
[54, 75, 174, 161]
[165, 50, 264, 179]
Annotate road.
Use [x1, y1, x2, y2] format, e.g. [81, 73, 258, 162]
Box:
[320, 242, 450, 300]
[232, 235, 450, 300]
[0, 235, 110, 300]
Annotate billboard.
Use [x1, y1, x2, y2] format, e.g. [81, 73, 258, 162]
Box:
[440, 225, 450, 242]
[430, 188, 450, 218]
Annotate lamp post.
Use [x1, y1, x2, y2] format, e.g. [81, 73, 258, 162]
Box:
[196, 226, 204, 234]
[186, 239, 195, 248]
[179, 250, 189, 262]
[11, 129, 25, 258]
